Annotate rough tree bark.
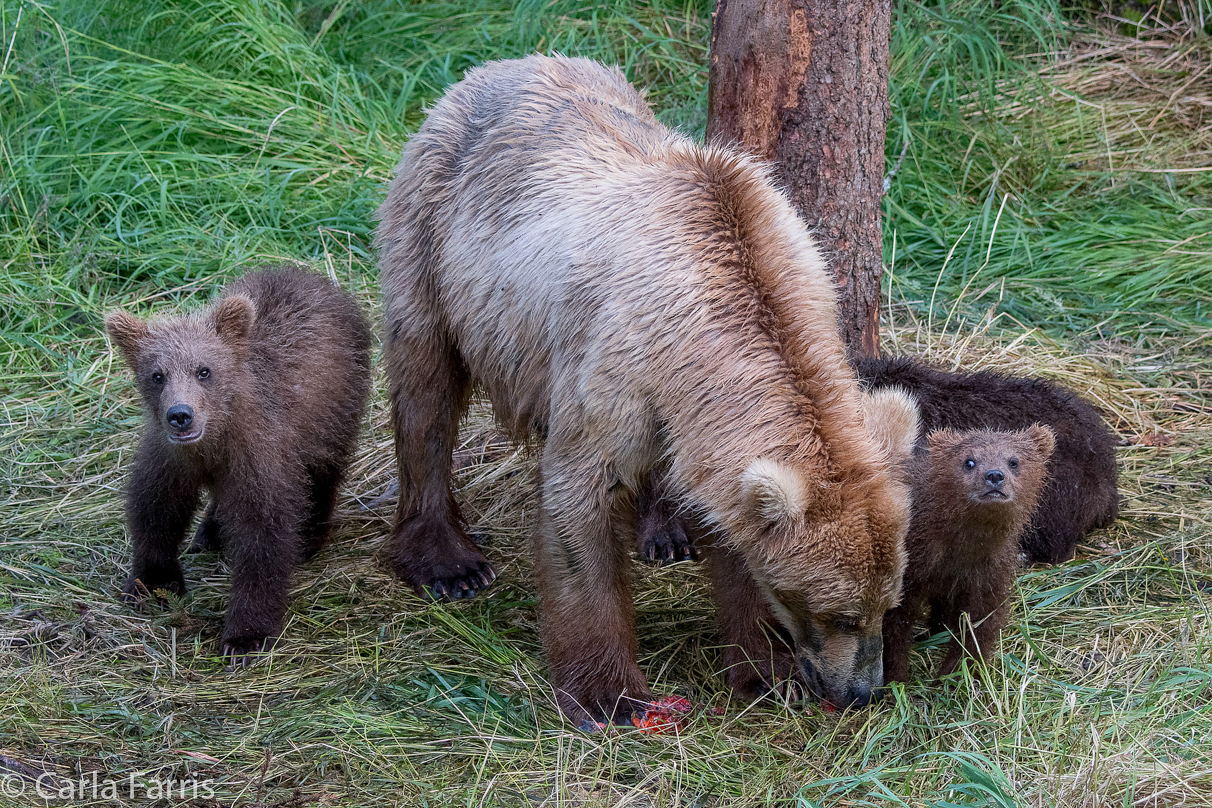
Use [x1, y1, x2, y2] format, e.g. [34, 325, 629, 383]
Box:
[707, 0, 890, 358]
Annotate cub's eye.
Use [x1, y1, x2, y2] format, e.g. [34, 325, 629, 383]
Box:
[151, 372, 164, 384]
[197, 367, 211, 380]
[964, 458, 977, 470]
[1008, 458, 1019, 470]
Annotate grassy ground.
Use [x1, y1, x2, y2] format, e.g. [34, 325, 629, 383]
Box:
[2, 0, 1210, 805]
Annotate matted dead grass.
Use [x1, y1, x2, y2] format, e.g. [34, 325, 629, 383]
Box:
[970, 12, 1212, 173]
[2, 296, 1209, 806]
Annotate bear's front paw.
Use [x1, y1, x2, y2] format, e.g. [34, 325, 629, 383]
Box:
[388, 515, 498, 601]
[120, 566, 186, 607]
[186, 515, 221, 554]
[555, 671, 653, 727]
[637, 508, 697, 565]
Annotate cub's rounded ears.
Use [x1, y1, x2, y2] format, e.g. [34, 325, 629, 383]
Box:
[105, 311, 149, 370]
[863, 387, 920, 469]
[213, 294, 256, 342]
[1025, 423, 1056, 460]
[925, 428, 963, 454]
[742, 458, 810, 525]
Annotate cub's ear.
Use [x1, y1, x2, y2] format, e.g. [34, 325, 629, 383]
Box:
[213, 294, 256, 342]
[926, 428, 964, 455]
[1025, 423, 1056, 460]
[105, 311, 149, 370]
[742, 458, 810, 525]
[863, 387, 920, 469]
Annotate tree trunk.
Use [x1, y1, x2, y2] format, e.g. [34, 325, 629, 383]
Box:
[707, 0, 889, 358]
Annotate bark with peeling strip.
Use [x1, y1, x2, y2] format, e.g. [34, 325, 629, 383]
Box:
[707, 0, 890, 357]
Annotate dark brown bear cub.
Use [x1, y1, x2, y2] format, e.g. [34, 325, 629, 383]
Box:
[105, 266, 371, 661]
[882, 425, 1055, 684]
[852, 356, 1119, 564]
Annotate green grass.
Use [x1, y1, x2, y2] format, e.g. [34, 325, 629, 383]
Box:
[2, 0, 1211, 805]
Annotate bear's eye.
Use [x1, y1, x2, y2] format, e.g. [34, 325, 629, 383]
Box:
[964, 458, 976, 470]
[1008, 458, 1019, 470]
[833, 615, 862, 633]
[197, 367, 211, 380]
[151, 372, 164, 384]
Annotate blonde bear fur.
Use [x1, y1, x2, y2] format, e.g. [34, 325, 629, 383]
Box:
[376, 55, 917, 722]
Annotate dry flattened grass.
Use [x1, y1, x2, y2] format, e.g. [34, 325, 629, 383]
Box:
[885, 5, 1212, 317]
[2, 291, 1210, 807]
[1044, 20, 1211, 172]
[966, 13, 1212, 173]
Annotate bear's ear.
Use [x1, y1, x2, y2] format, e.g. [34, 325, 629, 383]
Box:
[742, 458, 810, 525]
[105, 310, 149, 370]
[1025, 423, 1056, 461]
[863, 387, 919, 469]
[213, 294, 256, 343]
[926, 428, 964, 455]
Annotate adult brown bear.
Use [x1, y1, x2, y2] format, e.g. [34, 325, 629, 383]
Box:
[376, 55, 917, 722]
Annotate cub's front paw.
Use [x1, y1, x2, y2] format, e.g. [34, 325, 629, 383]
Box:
[186, 515, 221, 554]
[120, 565, 186, 607]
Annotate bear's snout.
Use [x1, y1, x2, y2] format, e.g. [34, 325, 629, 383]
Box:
[985, 469, 1005, 486]
[798, 650, 883, 710]
[844, 681, 879, 708]
[166, 404, 194, 431]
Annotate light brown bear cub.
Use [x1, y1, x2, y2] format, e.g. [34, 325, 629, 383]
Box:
[882, 425, 1055, 683]
[377, 54, 918, 723]
[106, 267, 371, 661]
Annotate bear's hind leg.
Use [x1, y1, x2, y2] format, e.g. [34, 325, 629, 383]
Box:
[383, 321, 494, 600]
[187, 499, 222, 554]
[1018, 521, 1077, 565]
[635, 473, 698, 564]
[301, 462, 342, 560]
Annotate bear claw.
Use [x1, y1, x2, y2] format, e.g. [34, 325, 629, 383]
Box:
[120, 571, 186, 608]
[638, 523, 697, 565]
[221, 635, 275, 668]
[422, 564, 497, 602]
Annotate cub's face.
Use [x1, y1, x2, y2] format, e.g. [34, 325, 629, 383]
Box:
[929, 425, 1056, 511]
[737, 389, 918, 707]
[106, 295, 255, 449]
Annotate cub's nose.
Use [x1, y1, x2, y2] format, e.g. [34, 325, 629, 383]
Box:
[985, 469, 1005, 486]
[166, 404, 194, 430]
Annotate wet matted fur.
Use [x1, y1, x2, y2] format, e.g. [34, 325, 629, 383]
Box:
[105, 266, 372, 661]
[638, 356, 1120, 566]
[851, 356, 1119, 564]
[376, 54, 917, 722]
[882, 426, 1056, 683]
